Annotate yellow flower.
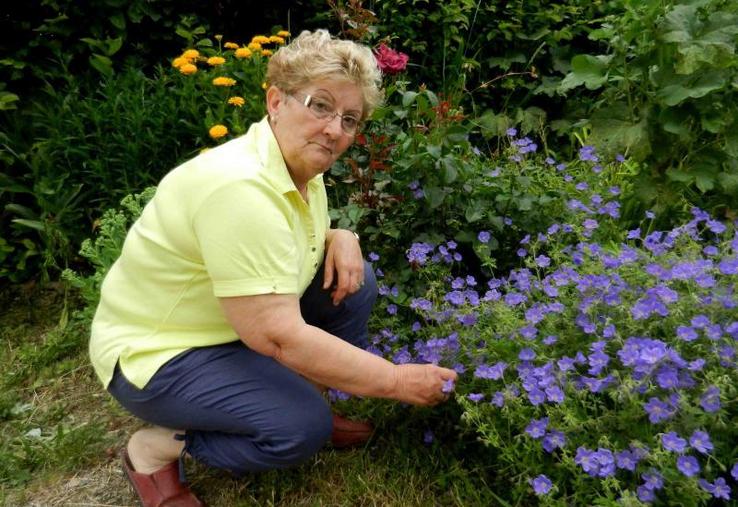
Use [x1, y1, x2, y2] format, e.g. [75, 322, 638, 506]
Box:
[251, 35, 270, 45]
[269, 35, 285, 45]
[172, 56, 189, 68]
[234, 47, 252, 59]
[277, 30, 291, 38]
[224, 42, 239, 49]
[212, 76, 237, 87]
[247, 42, 262, 51]
[182, 49, 200, 60]
[215, 34, 223, 41]
[261, 82, 268, 90]
[179, 63, 198, 75]
[228, 96, 245, 107]
[261, 49, 273, 57]
[207, 56, 226, 66]
[209, 124, 228, 139]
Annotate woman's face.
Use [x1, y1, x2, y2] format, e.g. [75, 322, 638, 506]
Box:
[267, 79, 363, 189]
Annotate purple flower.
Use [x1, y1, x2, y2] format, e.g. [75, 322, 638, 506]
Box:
[525, 417, 549, 439]
[519, 348, 536, 361]
[661, 432, 687, 453]
[583, 218, 599, 230]
[491, 391, 504, 407]
[642, 470, 664, 490]
[543, 335, 558, 345]
[689, 430, 713, 454]
[407, 242, 435, 265]
[732, 463, 738, 481]
[579, 145, 599, 162]
[616, 153, 626, 162]
[700, 386, 721, 413]
[467, 393, 484, 403]
[677, 455, 700, 477]
[478, 231, 491, 243]
[616, 450, 637, 471]
[441, 379, 455, 394]
[637, 485, 656, 502]
[645, 210, 655, 219]
[643, 397, 675, 423]
[719, 257, 738, 275]
[517, 248, 528, 257]
[530, 474, 553, 496]
[386, 304, 398, 315]
[541, 430, 566, 453]
[535, 255, 551, 268]
[506, 127, 518, 137]
[699, 477, 731, 500]
[423, 429, 434, 444]
[368, 252, 380, 262]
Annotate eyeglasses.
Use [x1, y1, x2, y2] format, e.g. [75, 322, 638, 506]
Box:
[289, 92, 362, 135]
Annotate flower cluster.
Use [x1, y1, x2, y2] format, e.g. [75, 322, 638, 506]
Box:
[169, 30, 290, 142]
[358, 141, 738, 505]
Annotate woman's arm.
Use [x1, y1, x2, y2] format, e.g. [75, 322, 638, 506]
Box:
[219, 293, 456, 405]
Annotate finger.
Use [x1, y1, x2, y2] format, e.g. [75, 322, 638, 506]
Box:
[323, 249, 335, 290]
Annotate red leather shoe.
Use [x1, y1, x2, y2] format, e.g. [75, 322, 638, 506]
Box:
[331, 413, 373, 448]
[121, 449, 206, 507]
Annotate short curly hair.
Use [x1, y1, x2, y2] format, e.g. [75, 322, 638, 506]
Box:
[267, 29, 383, 119]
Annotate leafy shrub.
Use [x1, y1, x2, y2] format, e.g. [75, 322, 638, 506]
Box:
[354, 145, 738, 505]
[1, 31, 274, 282]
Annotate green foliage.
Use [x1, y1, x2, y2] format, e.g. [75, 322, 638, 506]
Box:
[1, 39, 268, 282]
[62, 187, 156, 323]
[557, 0, 738, 212]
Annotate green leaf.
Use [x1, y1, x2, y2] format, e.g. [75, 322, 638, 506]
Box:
[517, 196, 534, 211]
[12, 218, 44, 231]
[105, 37, 123, 56]
[0, 91, 19, 111]
[718, 172, 738, 193]
[109, 13, 126, 30]
[666, 169, 693, 183]
[694, 172, 715, 193]
[465, 203, 484, 222]
[426, 144, 442, 159]
[441, 157, 458, 184]
[657, 71, 727, 106]
[477, 110, 510, 139]
[402, 91, 418, 107]
[425, 187, 445, 209]
[559, 54, 609, 92]
[89, 54, 113, 78]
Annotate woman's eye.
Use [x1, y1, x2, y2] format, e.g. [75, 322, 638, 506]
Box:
[311, 100, 333, 114]
[343, 117, 359, 129]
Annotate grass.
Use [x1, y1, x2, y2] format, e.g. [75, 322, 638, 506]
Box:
[0, 284, 512, 506]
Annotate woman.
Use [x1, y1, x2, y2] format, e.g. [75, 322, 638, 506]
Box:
[89, 30, 457, 507]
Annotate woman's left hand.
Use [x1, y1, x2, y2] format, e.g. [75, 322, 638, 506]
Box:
[323, 229, 364, 305]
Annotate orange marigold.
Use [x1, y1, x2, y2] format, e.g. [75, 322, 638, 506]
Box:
[261, 49, 273, 57]
[179, 63, 197, 75]
[228, 96, 245, 107]
[181, 49, 199, 60]
[212, 76, 236, 86]
[172, 56, 189, 68]
[207, 56, 226, 66]
[269, 35, 285, 45]
[209, 124, 228, 139]
[247, 42, 262, 51]
[224, 42, 239, 49]
[251, 35, 270, 45]
[234, 47, 252, 59]
[277, 30, 291, 38]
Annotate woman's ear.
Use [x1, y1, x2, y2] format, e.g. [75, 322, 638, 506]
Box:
[265, 86, 283, 121]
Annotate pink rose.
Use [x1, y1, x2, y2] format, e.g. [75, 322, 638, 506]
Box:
[374, 43, 409, 75]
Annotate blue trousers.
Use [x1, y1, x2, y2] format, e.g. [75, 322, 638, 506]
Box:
[108, 261, 377, 476]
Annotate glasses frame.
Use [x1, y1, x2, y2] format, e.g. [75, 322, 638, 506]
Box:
[289, 92, 362, 135]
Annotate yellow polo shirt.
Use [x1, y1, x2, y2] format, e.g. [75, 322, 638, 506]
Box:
[89, 117, 329, 389]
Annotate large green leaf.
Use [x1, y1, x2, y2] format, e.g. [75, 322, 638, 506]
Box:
[559, 54, 610, 91]
[589, 117, 651, 160]
[657, 71, 727, 106]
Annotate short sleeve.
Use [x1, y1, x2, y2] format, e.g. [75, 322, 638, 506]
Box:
[193, 181, 301, 297]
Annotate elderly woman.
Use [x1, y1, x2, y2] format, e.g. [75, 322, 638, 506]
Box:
[89, 30, 457, 507]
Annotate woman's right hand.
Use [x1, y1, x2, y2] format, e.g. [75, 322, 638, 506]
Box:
[391, 364, 458, 406]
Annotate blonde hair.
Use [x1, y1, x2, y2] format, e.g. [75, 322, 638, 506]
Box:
[267, 29, 383, 118]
